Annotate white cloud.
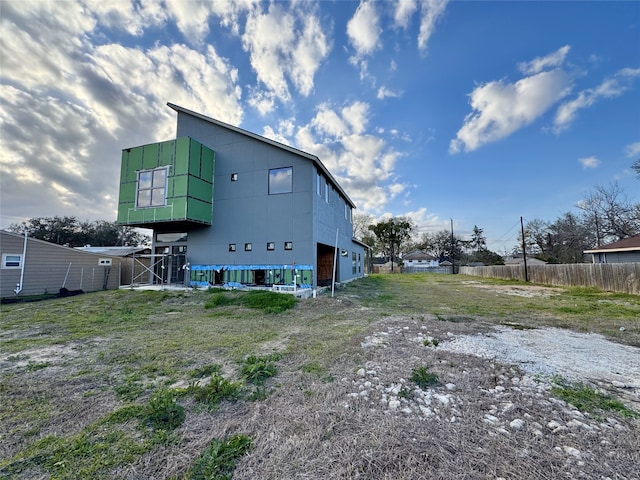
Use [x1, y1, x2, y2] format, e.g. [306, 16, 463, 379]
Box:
[554, 68, 640, 133]
[0, 2, 245, 228]
[377, 86, 401, 99]
[347, 1, 381, 57]
[241, 2, 331, 111]
[393, 0, 418, 29]
[450, 69, 572, 153]
[519, 45, 570, 75]
[263, 101, 404, 213]
[579, 156, 600, 169]
[624, 142, 640, 158]
[417, 0, 448, 52]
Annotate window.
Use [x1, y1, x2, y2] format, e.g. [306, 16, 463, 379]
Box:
[269, 167, 292, 194]
[245, 243, 252, 251]
[325, 179, 329, 203]
[267, 242, 275, 251]
[341, 249, 348, 257]
[358, 253, 361, 273]
[156, 232, 187, 243]
[231, 173, 238, 181]
[137, 167, 168, 208]
[316, 172, 322, 196]
[229, 243, 236, 252]
[2, 254, 22, 269]
[284, 241, 293, 250]
[352, 252, 357, 274]
[345, 204, 352, 222]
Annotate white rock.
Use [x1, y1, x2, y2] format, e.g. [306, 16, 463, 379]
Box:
[483, 414, 499, 425]
[547, 420, 562, 430]
[563, 446, 581, 458]
[445, 383, 456, 390]
[357, 368, 365, 377]
[389, 399, 400, 410]
[401, 407, 413, 414]
[510, 419, 525, 431]
[420, 406, 434, 416]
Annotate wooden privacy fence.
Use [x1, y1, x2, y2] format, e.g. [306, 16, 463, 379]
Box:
[459, 263, 640, 295]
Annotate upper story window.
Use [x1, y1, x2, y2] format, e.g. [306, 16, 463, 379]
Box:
[324, 179, 329, 203]
[2, 254, 22, 269]
[269, 167, 292, 194]
[345, 203, 352, 222]
[137, 167, 168, 208]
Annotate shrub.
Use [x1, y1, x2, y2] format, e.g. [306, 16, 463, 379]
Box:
[185, 434, 252, 480]
[411, 366, 439, 388]
[242, 291, 297, 314]
[146, 388, 185, 430]
[241, 353, 281, 385]
[189, 373, 242, 407]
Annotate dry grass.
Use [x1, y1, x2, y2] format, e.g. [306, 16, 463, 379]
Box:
[1, 274, 638, 479]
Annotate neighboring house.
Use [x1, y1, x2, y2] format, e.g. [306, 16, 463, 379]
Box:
[583, 235, 640, 264]
[402, 250, 439, 269]
[1, 230, 124, 298]
[116, 103, 366, 289]
[503, 255, 547, 266]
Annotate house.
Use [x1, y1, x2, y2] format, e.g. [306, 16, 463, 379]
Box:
[1, 230, 125, 298]
[116, 103, 366, 289]
[402, 250, 439, 269]
[503, 255, 547, 266]
[583, 235, 640, 264]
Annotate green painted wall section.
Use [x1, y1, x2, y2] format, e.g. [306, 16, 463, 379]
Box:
[117, 137, 215, 226]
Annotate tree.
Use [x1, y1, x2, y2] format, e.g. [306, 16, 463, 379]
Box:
[352, 212, 374, 241]
[469, 225, 486, 252]
[368, 217, 415, 265]
[579, 182, 640, 243]
[632, 159, 640, 179]
[419, 230, 463, 262]
[8, 217, 149, 247]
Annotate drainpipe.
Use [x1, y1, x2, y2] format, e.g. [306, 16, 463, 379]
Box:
[14, 231, 28, 295]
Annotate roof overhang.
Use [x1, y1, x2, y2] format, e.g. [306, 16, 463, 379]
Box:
[583, 246, 640, 254]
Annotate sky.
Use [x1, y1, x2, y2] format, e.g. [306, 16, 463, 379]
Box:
[1, 0, 639, 253]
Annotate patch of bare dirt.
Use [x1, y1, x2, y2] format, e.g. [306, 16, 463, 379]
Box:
[462, 281, 564, 298]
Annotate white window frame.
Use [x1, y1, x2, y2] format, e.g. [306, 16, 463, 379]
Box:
[2, 254, 22, 269]
[136, 166, 169, 208]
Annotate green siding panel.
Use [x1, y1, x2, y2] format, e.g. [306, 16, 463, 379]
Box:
[171, 176, 188, 197]
[188, 177, 211, 201]
[188, 143, 201, 176]
[142, 143, 159, 169]
[159, 140, 175, 168]
[201, 148, 214, 182]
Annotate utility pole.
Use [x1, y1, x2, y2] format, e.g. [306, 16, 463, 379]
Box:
[450, 218, 455, 274]
[520, 216, 528, 282]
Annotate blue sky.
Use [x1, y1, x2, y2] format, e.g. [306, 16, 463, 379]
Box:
[1, 0, 638, 252]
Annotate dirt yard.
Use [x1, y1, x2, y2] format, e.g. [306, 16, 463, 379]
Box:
[1, 276, 639, 479]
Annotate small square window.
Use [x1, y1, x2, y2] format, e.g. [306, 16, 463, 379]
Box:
[341, 249, 348, 257]
[284, 242, 293, 251]
[267, 242, 275, 251]
[245, 243, 252, 251]
[231, 173, 238, 181]
[229, 243, 236, 252]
